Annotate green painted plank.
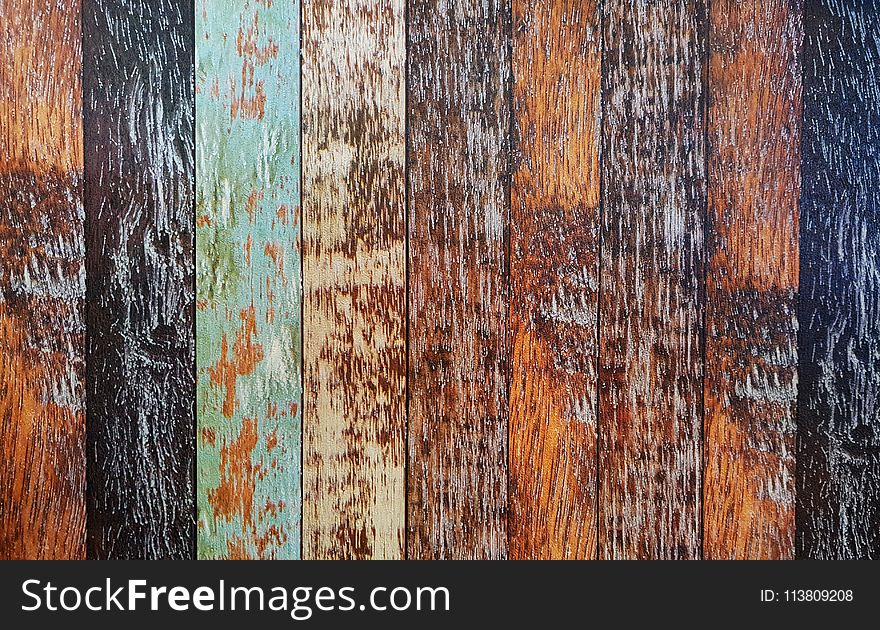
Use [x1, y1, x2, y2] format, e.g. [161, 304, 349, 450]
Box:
[196, 0, 301, 559]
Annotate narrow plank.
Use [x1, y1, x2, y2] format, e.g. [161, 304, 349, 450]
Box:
[598, 0, 705, 559]
[703, 0, 801, 560]
[0, 0, 85, 559]
[302, 0, 406, 559]
[83, 0, 195, 560]
[408, 0, 511, 559]
[509, 0, 601, 559]
[798, 0, 880, 559]
[196, 0, 301, 559]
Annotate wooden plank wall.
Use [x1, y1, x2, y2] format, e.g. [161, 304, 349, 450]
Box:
[799, 0, 880, 559]
[407, 0, 511, 560]
[83, 0, 195, 560]
[508, 0, 601, 560]
[1, 0, 879, 561]
[0, 0, 86, 560]
[302, 0, 407, 560]
[195, 0, 301, 559]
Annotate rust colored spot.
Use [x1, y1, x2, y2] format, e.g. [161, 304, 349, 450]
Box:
[201, 427, 217, 447]
[276, 204, 288, 225]
[245, 189, 262, 224]
[207, 306, 265, 418]
[263, 242, 285, 282]
[208, 417, 260, 526]
[197, 214, 213, 227]
[266, 430, 278, 451]
[226, 538, 250, 560]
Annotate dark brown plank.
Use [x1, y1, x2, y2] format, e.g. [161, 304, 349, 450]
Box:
[509, 0, 601, 559]
[703, 0, 801, 560]
[598, 0, 706, 560]
[407, 0, 511, 559]
[83, 0, 195, 559]
[0, 0, 86, 559]
[798, 0, 880, 559]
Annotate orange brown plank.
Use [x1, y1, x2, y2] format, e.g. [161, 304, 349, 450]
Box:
[0, 0, 86, 559]
[703, 0, 801, 559]
[509, 0, 601, 559]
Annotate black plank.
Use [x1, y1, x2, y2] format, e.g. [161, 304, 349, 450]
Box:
[798, 0, 880, 559]
[83, 0, 195, 559]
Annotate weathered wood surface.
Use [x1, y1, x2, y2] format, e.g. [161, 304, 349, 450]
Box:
[196, 0, 301, 559]
[798, 0, 880, 559]
[598, 0, 705, 560]
[302, 0, 406, 560]
[508, 0, 601, 560]
[703, 0, 801, 560]
[83, 0, 195, 560]
[407, 0, 511, 559]
[0, 0, 86, 559]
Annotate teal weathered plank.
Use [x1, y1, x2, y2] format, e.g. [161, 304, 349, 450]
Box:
[195, 0, 301, 559]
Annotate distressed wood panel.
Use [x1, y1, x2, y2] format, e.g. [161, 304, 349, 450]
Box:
[83, 0, 195, 560]
[798, 0, 880, 559]
[0, 0, 85, 559]
[598, 0, 705, 560]
[302, 0, 406, 560]
[703, 0, 801, 560]
[509, 0, 601, 560]
[196, 0, 301, 559]
[407, 0, 510, 559]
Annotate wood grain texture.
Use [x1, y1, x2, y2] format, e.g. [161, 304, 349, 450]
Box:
[302, 0, 406, 560]
[196, 0, 301, 559]
[0, 0, 85, 559]
[798, 0, 880, 559]
[598, 0, 705, 560]
[83, 0, 195, 560]
[509, 0, 601, 560]
[703, 0, 801, 560]
[407, 0, 510, 559]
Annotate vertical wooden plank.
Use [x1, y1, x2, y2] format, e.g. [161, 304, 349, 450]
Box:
[196, 0, 301, 559]
[0, 0, 85, 559]
[799, 0, 880, 559]
[598, 0, 705, 560]
[408, 0, 510, 559]
[83, 0, 195, 560]
[509, 0, 601, 559]
[302, 1, 406, 559]
[703, 0, 801, 560]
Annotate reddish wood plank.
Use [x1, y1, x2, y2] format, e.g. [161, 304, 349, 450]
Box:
[598, 0, 705, 559]
[302, 0, 407, 560]
[0, 0, 85, 559]
[704, 0, 801, 560]
[509, 0, 601, 559]
[407, 0, 511, 559]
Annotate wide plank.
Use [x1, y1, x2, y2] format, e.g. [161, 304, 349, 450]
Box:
[798, 0, 880, 559]
[196, 0, 301, 559]
[509, 0, 601, 560]
[302, 0, 407, 560]
[703, 0, 801, 560]
[407, 0, 511, 559]
[0, 0, 86, 559]
[83, 0, 195, 560]
[598, 0, 705, 559]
